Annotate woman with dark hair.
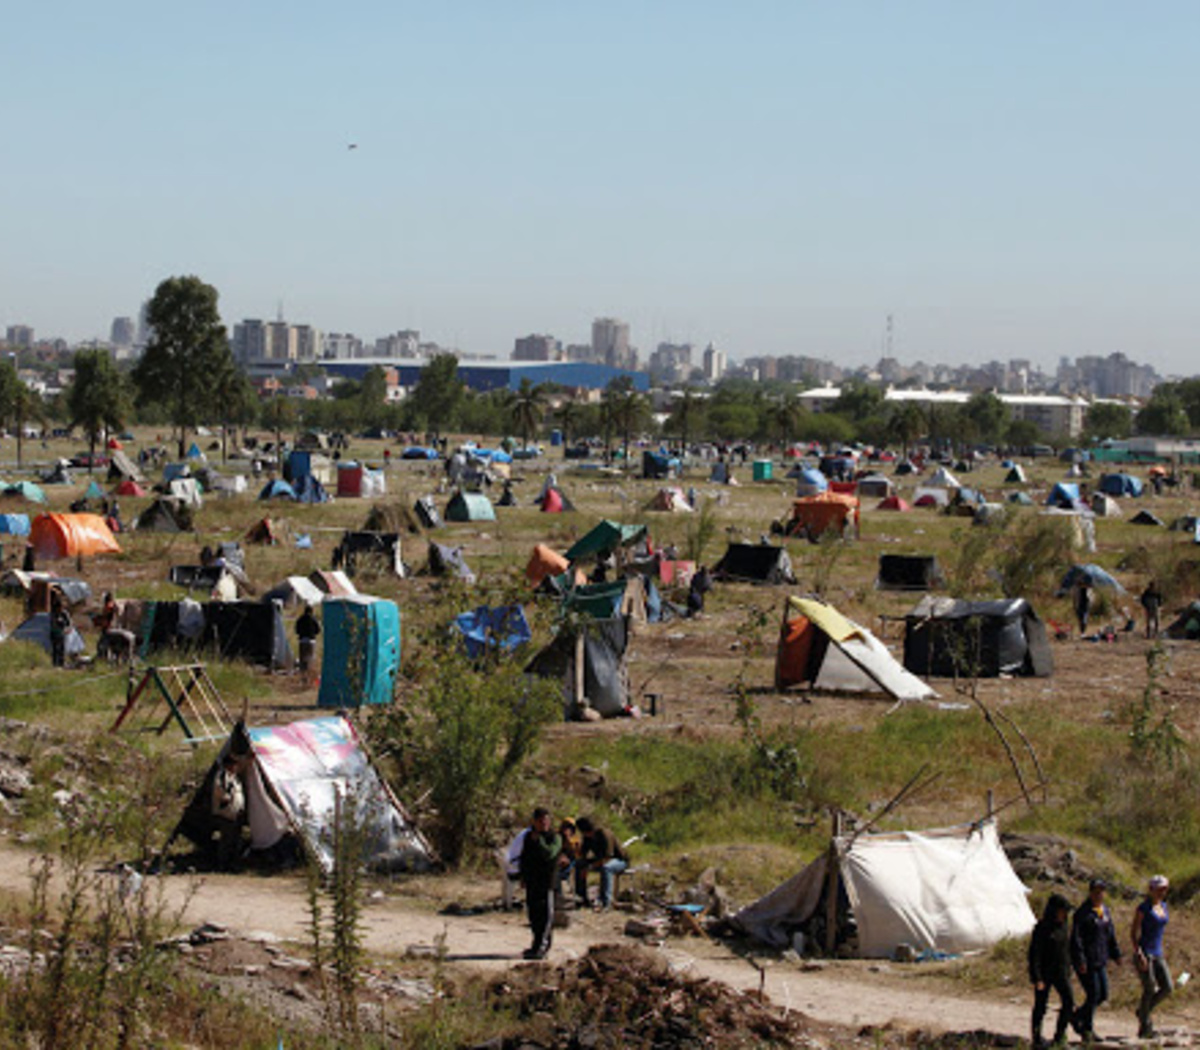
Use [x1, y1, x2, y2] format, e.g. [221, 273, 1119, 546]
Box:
[1028, 893, 1074, 1049]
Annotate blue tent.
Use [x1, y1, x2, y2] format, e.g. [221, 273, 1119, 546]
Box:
[1059, 563, 1125, 596]
[453, 604, 532, 658]
[318, 597, 401, 708]
[259, 479, 297, 501]
[293, 474, 329, 504]
[793, 467, 828, 495]
[1099, 473, 1144, 498]
[642, 450, 680, 479]
[401, 446, 439, 460]
[1046, 482, 1080, 508]
[287, 450, 314, 482]
[186, 442, 204, 459]
[0, 513, 30, 535]
[84, 480, 104, 500]
[3, 482, 46, 504]
[163, 463, 191, 483]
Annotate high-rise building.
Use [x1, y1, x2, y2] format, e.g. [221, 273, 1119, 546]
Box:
[294, 325, 323, 362]
[513, 334, 561, 361]
[264, 321, 298, 362]
[110, 317, 136, 347]
[232, 320, 267, 363]
[5, 325, 34, 348]
[592, 317, 631, 369]
[649, 341, 693, 382]
[324, 332, 362, 359]
[702, 342, 726, 382]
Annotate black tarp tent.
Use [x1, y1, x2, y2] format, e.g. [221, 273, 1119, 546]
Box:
[877, 554, 943, 591]
[903, 596, 1053, 678]
[713, 543, 796, 585]
[526, 616, 631, 719]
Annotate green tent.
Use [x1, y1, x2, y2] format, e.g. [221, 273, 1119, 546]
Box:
[564, 520, 648, 562]
[445, 491, 496, 523]
[3, 481, 46, 504]
[84, 479, 105, 500]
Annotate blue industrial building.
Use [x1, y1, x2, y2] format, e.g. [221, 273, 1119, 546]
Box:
[322, 358, 649, 393]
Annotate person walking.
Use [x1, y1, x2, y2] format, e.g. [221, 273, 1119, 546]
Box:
[49, 588, 71, 669]
[1029, 893, 1075, 1048]
[295, 604, 321, 679]
[1074, 580, 1093, 637]
[1140, 581, 1164, 640]
[1070, 878, 1121, 1040]
[518, 807, 561, 960]
[1132, 874, 1173, 1039]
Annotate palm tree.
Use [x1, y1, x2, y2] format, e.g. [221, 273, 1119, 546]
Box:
[507, 378, 547, 449]
[887, 402, 926, 460]
[555, 396, 580, 446]
[604, 383, 649, 470]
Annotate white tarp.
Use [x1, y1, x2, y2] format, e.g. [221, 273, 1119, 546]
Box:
[263, 575, 326, 608]
[168, 478, 204, 508]
[928, 467, 961, 488]
[361, 468, 387, 498]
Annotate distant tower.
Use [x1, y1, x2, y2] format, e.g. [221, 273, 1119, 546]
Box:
[885, 314, 894, 357]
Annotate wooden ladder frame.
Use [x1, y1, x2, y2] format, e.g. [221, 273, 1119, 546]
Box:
[111, 664, 234, 745]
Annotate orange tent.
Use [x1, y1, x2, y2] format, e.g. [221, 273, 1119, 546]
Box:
[30, 513, 121, 560]
[107, 438, 124, 450]
[787, 492, 860, 540]
[526, 543, 569, 587]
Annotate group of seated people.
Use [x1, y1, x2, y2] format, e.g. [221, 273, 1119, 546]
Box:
[505, 815, 630, 911]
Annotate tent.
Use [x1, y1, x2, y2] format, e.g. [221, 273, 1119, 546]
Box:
[526, 616, 631, 719]
[713, 543, 796, 585]
[877, 554, 942, 591]
[903, 597, 1053, 678]
[291, 474, 328, 504]
[912, 487, 950, 508]
[262, 575, 327, 608]
[1090, 493, 1120, 517]
[106, 449, 144, 483]
[893, 460, 917, 476]
[1058, 563, 1124, 596]
[10, 613, 87, 660]
[793, 467, 828, 497]
[401, 446, 439, 460]
[538, 486, 575, 513]
[775, 597, 936, 701]
[318, 597, 401, 708]
[565, 520, 648, 563]
[245, 517, 278, 545]
[646, 487, 693, 513]
[307, 570, 358, 598]
[84, 479, 104, 500]
[426, 541, 476, 583]
[710, 461, 734, 484]
[855, 474, 893, 500]
[876, 496, 911, 512]
[1007, 491, 1034, 506]
[928, 466, 961, 488]
[259, 479, 297, 501]
[414, 497, 443, 529]
[171, 716, 432, 874]
[1046, 482, 1080, 508]
[0, 513, 30, 536]
[641, 450, 680, 479]
[333, 531, 405, 578]
[209, 473, 248, 496]
[731, 820, 1034, 958]
[453, 604, 532, 658]
[1003, 465, 1027, 484]
[786, 492, 860, 540]
[186, 442, 205, 460]
[1, 571, 91, 607]
[1130, 510, 1165, 527]
[114, 479, 147, 497]
[30, 513, 121, 560]
[445, 491, 496, 523]
[336, 463, 387, 499]
[3, 482, 46, 504]
[136, 497, 192, 532]
[561, 576, 659, 623]
[1165, 601, 1200, 640]
[1099, 473, 1144, 498]
[204, 601, 293, 669]
[526, 544, 570, 588]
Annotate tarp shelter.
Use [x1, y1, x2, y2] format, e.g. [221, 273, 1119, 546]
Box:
[204, 601, 293, 669]
[11, 613, 86, 660]
[308, 570, 357, 598]
[878, 554, 942, 591]
[561, 576, 658, 623]
[786, 492, 860, 540]
[163, 463, 192, 484]
[913, 487, 950, 508]
[208, 474, 248, 496]
[876, 496, 911, 512]
[262, 575, 326, 608]
[107, 449, 144, 483]
[646, 487, 693, 513]
[526, 617, 631, 719]
[318, 597, 401, 708]
[1046, 482, 1080, 508]
[453, 604, 532, 658]
[0, 514, 30, 536]
[539, 486, 575, 513]
[1058, 563, 1125, 595]
[30, 513, 120, 560]
[526, 544, 570, 588]
[855, 474, 893, 500]
[564, 520, 648, 563]
[793, 467, 828, 497]
[136, 498, 191, 533]
[427, 541, 476, 583]
[1100, 473, 1144, 498]
[710, 461, 733, 484]
[414, 497, 443, 529]
[336, 463, 387, 499]
[904, 597, 1053, 678]
[1131, 510, 1165, 527]
[259, 479, 297, 501]
[713, 543, 796, 585]
[401, 446, 438, 460]
[775, 597, 936, 701]
[445, 491, 496, 523]
[1004, 465, 1027, 484]
[3, 482, 46, 504]
[114, 479, 147, 497]
[642, 450, 680, 480]
[731, 820, 1034, 958]
[1007, 491, 1034, 506]
[928, 466, 961, 488]
[333, 531, 405, 578]
[1091, 494, 1120, 517]
[172, 716, 432, 874]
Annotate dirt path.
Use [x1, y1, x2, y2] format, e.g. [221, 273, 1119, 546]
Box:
[0, 840, 1158, 1042]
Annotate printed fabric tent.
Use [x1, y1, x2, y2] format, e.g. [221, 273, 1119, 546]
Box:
[445, 491, 496, 523]
[259, 479, 297, 501]
[318, 597, 401, 708]
[453, 604, 532, 658]
[1099, 473, 1144, 498]
[30, 513, 121, 560]
[730, 820, 1035, 958]
[646, 487, 693, 513]
[786, 493, 860, 540]
[877, 554, 942, 591]
[526, 616, 631, 719]
[775, 597, 936, 701]
[713, 543, 796, 585]
[565, 520, 648, 563]
[170, 716, 432, 874]
[903, 596, 1053, 678]
[526, 544, 570, 588]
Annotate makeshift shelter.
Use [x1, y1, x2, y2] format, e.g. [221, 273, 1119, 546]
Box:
[786, 492, 860, 540]
[538, 486, 575, 513]
[912, 487, 950, 508]
[203, 601, 293, 669]
[713, 543, 796, 585]
[646, 487, 692, 513]
[1091, 494, 1120, 517]
[565, 520, 648, 563]
[1007, 491, 1034, 506]
[1004, 465, 1027, 484]
[1100, 473, 1144, 498]
[307, 570, 357, 598]
[245, 517, 278, 545]
[292, 474, 329, 504]
[1058, 563, 1125, 596]
[114, 479, 147, 497]
[928, 466, 961, 488]
[641, 450, 680, 480]
[903, 597, 1053, 678]
[793, 467, 828, 497]
[171, 716, 432, 873]
[453, 604, 532, 658]
[332, 531, 405, 578]
[30, 513, 120, 560]
[136, 498, 191, 533]
[710, 461, 733, 484]
[259, 479, 297, 501]
[106, 449, 144, 483]
[1131, 510, 1165, 527]
[775, 597, 936, 701]
[426, 541, 476, 583]
[445, 491, 496, 523]
[208, 473, 248, 496]
[11, 613, 86, 660]
[855, 474, 893, 500]
[1165, 601, 1200, 640]
[561, 576, 658, 623]
[262, 575, 326, 608]
[401, 446, 438, 460]
[414, 497, 443, 529]
[3, 482, 46, 504]
[336, 463, 386, 499]
[0, 514, 30, 536]
[731, 820, 1035, 958]
[526, 617, 631, 719]
[1046, 482, 1080, 508]
[526, 544, 570, 588]
[1065, 463, 1083, 478]
[877, 554, 942, 591]
[876, 496, 911, 512]
[318, 597, 401, 708]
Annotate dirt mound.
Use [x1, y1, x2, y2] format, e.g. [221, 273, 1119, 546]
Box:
[476, 942, 813, 1049]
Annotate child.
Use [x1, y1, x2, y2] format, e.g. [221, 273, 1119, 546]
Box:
[1029, 893, 1075, 1048]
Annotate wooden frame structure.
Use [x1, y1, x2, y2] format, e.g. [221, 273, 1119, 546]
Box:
[111, 664, 233, 745]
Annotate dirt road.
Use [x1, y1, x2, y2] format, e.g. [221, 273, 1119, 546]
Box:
[0, 838, 1158, 1042]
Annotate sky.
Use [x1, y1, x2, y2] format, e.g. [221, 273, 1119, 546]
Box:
[4, 2, 1200, 373]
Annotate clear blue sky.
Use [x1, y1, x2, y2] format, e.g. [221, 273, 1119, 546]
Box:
[5, 2, 1199, 373]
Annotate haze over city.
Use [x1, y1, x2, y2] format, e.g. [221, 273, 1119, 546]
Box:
[6, 2, 1200, 372]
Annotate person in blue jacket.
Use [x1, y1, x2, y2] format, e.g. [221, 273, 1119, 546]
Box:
[1070, 878, 1121, 1040]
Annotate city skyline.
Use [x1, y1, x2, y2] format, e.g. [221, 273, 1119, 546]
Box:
[6, 4, 1200, 372]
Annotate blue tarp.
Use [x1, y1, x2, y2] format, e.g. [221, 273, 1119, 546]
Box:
[453, 604, 532, 658]
[401, 446, 439, 460]
[1059, 563, 1125, 595]
[468, 447, 513, 464]
[0, 513, 30, 535]
[1046, 482, 1080, 507]
[1099, 473, 1144, 498]
[642, 450, 680, 479]
[259, 479, 297, 500]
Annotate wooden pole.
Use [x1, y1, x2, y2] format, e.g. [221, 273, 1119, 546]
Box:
[823, 810, 842, 956]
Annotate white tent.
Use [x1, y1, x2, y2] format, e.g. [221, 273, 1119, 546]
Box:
[1091, 493, 1120, 517]
[928, 466, 961, 488]
[210, 474, 248, 496]
[732, 820, 1035, 958]
[168, 478, 203, 508]
[263, 575, 327, 608]
[775, 597, 936, 702]
[912, 486, 951, 507]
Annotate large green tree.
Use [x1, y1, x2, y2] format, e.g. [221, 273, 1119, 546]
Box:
[1084, 402, 1133, 441]
[0, 361, 43, 467]
[1137, 389, 1189, 437]
[411, 354, 464, 442]
[133, 275, 232, 457]
[963, 391, 1009, 446]
[66, 350, 127, 472]
[506, 378, 547, 448]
